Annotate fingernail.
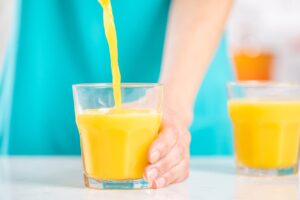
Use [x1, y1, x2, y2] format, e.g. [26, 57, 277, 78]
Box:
[145, 168, 158, 181]
[154, 177, 166, 188]
[150, 151, 160, 163]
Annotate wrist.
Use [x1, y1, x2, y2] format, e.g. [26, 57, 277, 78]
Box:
[163, 100, 194, 127]
[161, 82, 196, 126]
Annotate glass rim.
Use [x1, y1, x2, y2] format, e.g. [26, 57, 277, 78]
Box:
[72, 83, 163, 89]
[227, 81, 300, 88]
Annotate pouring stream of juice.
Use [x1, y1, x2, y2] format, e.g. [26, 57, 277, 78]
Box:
[76, 0, 164, 184]
[98, 0, 122, 108]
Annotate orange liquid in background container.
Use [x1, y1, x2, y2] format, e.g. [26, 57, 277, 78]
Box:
[232, 50, 274, 81]
[229, 100, 300, 169]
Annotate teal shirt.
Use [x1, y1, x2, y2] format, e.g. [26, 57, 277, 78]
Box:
[0, 0, 233, 155]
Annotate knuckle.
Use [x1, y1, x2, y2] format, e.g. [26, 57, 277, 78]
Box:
[176, 144, 185, 159]
[180, 129, 191, 145]
[168, 125, 179, 136]
[156, 159, 170, 175]
[165, 171, 176, 184]
[185, 131, 191, 145]
[179, 165, 190, 182]
[185, 158, 190, 168]
[165, 129, 178, 146]
[149, 140, 161, 153]
[186, 148, 191, 158]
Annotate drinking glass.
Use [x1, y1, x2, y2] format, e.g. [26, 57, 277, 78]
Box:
[228, 81, 300, 176]
[73, 83, 163, 189]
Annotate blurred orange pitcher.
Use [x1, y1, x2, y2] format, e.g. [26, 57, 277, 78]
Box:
[232, 49, 274, 81]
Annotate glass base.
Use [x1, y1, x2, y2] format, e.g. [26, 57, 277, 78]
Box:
[84, 175, 149, 190]
[237, 164, 298, 176]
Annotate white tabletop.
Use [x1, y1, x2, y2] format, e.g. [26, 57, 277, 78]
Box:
[0, 157, 298, 200]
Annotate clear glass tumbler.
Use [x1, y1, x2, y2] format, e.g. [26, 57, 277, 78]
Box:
[73, 83, 163, 189]
[228, 81, 300, 176]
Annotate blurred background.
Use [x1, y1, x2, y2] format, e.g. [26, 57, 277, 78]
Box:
[1, 0, 300, 80]
[228, 0, 300, 82]
[0, 0, 14, 67]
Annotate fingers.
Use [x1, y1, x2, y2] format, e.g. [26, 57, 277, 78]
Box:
[145, 115, 191, 189]
[152, 158, 190, 189]
[148, 125, 178, 163]
[144, 142, 186, 182]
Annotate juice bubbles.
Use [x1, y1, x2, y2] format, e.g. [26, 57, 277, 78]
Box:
[76, 109, 161, 180]
[229, 100, 300, 169]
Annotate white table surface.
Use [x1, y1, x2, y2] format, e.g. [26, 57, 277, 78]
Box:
[0, 157, 299, 200]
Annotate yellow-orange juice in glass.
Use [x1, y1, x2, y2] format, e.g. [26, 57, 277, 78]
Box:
[76, 109, 161, 180]
[73, 84, 163, 189]
[228, 82, 300, 176]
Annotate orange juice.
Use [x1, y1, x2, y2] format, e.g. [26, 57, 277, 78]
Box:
[232, 50, 273, 81]
[76, 109, 161, 180]
[229, 100, 300, 168]
[98, 0, 122, 108]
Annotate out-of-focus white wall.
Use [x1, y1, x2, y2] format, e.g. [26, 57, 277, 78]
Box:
[227, 0, 300, 81]
[0, 0, 15, 68]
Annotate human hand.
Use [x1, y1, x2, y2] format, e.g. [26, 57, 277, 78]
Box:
[144, 109, 191, 189]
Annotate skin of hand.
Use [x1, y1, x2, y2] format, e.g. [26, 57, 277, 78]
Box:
[143, 0, 233, 188]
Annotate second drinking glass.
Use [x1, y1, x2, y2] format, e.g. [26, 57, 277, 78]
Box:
[228, 82, 300, 176]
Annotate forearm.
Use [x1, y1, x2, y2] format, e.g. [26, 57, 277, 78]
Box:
[160, 0, 233, 125]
